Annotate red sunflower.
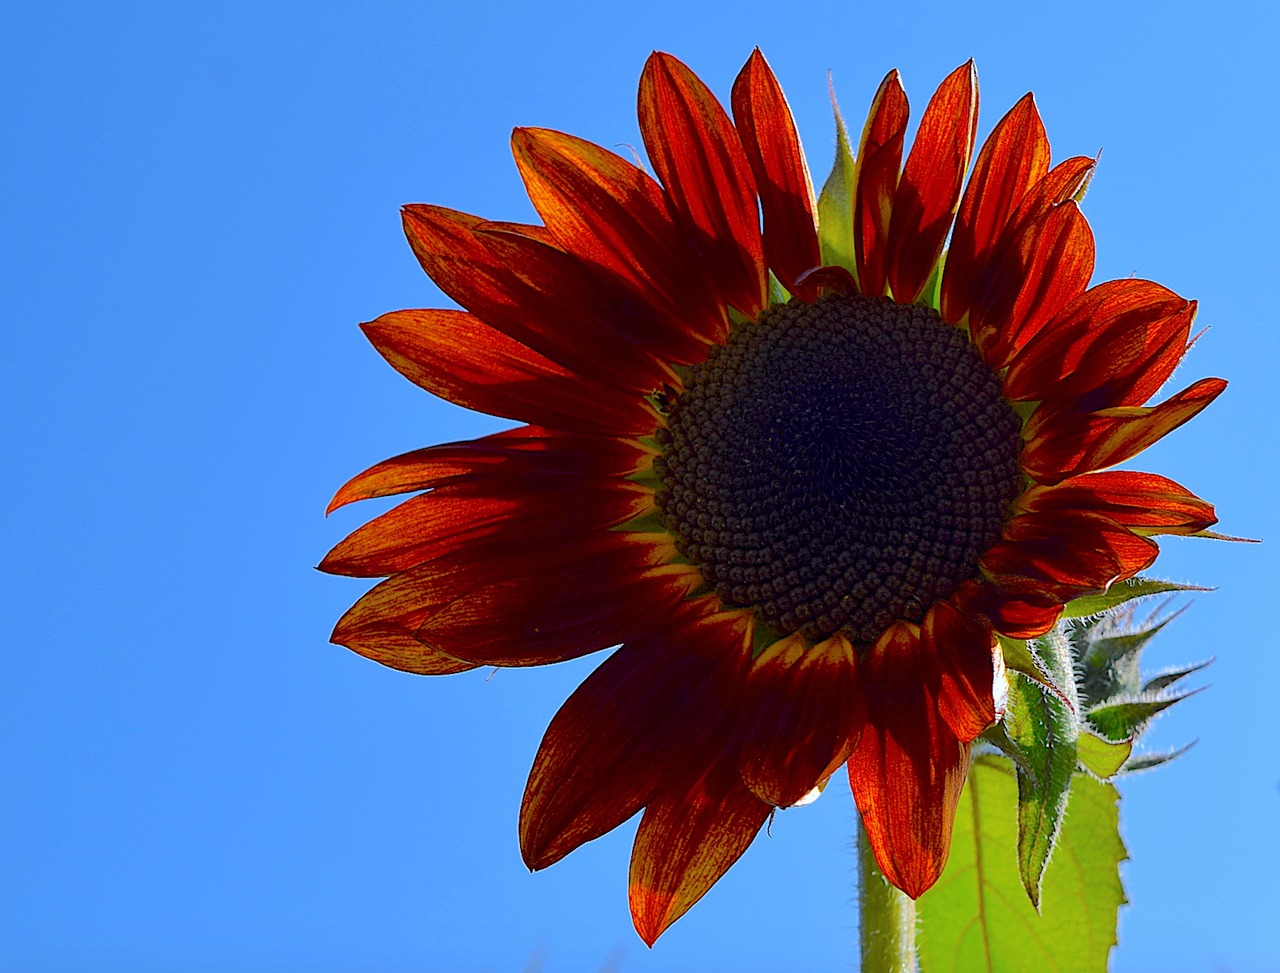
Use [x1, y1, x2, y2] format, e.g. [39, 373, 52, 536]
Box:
[321, 50, 1224, 943]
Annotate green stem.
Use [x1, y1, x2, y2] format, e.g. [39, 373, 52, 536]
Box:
[858, 821, 917, 973]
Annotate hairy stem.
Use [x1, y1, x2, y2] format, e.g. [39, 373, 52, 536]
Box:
[858, 822, 917, 973]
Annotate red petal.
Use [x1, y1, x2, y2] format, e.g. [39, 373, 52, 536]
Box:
[1006, 155, 1096, 237]
[886, 62, 978, 304]
[967, 584, 1064, 639]
[730, 49, 822, 299]
[358, 309, 658, 438]
[401, 205, 677, 388]
[340, 532, 693, 669]
[847, 621, 970, 898]
[923, 597, 1001, 742]
[629, 759, 771, 945]
[981, 509, 1159, 600]
[1023, 377, 1227, 483]
[320, 477, 649, 578]
[521, 602, 751, 870]
[941, 93, 1050, 324]
[416, 534, 699, 667]
[510, 127, 727, 344]
[1006, 279, 1195, 410]
[638, 52, 766, 316]
[475, 224, 706, 367]
[327, 427, 647, 514]
[1022, 470, 1217, 536]
[970, 201, 1095, 370]
[737, 632, 862, 808]
[853, 71, 909, 298]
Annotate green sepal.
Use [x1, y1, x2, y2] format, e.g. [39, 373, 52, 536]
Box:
[1076, 609, 1181, 704]
[1061, 577, 1211, 619]
[767, 270, 791, 306]
[917, 758, 1127, 973]
[917, 250, 945, 311]
[1141, 658, 1212, 695]
[1187, 529, 1261, 543]
[1003, 671, 1079, 907]
[1076, 729, 1133, 779]
[1085, 687, 1204, 742]
[997, 634, 1072, 706]
[1119, 740, 1197, 774]
[815, 81, 858, 279]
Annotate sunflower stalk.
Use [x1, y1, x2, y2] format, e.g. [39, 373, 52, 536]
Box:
[858, 822, 918, 973]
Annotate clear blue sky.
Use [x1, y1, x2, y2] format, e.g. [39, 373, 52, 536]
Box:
[4, 2, 1277, 971]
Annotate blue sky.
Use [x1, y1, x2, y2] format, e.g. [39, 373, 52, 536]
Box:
[3, 2, 1277, 971]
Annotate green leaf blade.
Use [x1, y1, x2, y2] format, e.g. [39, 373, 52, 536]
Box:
[918, 758, 1127, 973]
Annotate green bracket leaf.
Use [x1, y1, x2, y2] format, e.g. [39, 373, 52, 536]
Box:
[1076, 730, 1133, 779]
[917, 758, 1127, 973]
[1085, 688, 1204, 742]
[1141, 659, 1212, 695]
[1119, 740, 1197, 774]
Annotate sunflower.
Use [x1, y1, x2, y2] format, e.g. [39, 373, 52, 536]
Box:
[321, 50, 1224, 944]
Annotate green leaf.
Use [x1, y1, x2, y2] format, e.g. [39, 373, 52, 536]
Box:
[1003, 671, 1079, 906]
[815, 81, 858, 276]
[1076, 730, 1132, 779]
[1061, 578, 1210, 619]
[1085, 689, 1203, 742]
[917, 758, 1127, 973]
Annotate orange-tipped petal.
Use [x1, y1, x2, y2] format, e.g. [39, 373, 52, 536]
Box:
[521, 602, 750, 870]
[1023, 377, 1228, 483]
[941, 93, 1051, 324]
[357, 309, 658, 437]
[981, 509, 1160, 600]
[330, 585, 477, 675]
[885, 61, 978, 304]
[731, 49, 822, 299]
[847, 621, 970, 898]
[853, 70, 909, 298]
[1022, 471, 1217, 536]
[1006, 279, 1195, 410]
[737, 632, 862, 808]
[510, 127, 727, 344]
[970, 201, 1095, 369]
[629, 761, 772, 945]
[923, 595, 1002, 743]
[638, 51, 767, 316]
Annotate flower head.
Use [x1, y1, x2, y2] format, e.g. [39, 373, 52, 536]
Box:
[322, 50, 1224, 944]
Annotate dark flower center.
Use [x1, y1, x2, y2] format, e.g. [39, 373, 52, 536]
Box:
[653, 293, 1023, 644]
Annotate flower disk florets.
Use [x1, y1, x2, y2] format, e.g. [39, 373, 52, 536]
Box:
[655, 293, 1023, 644]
